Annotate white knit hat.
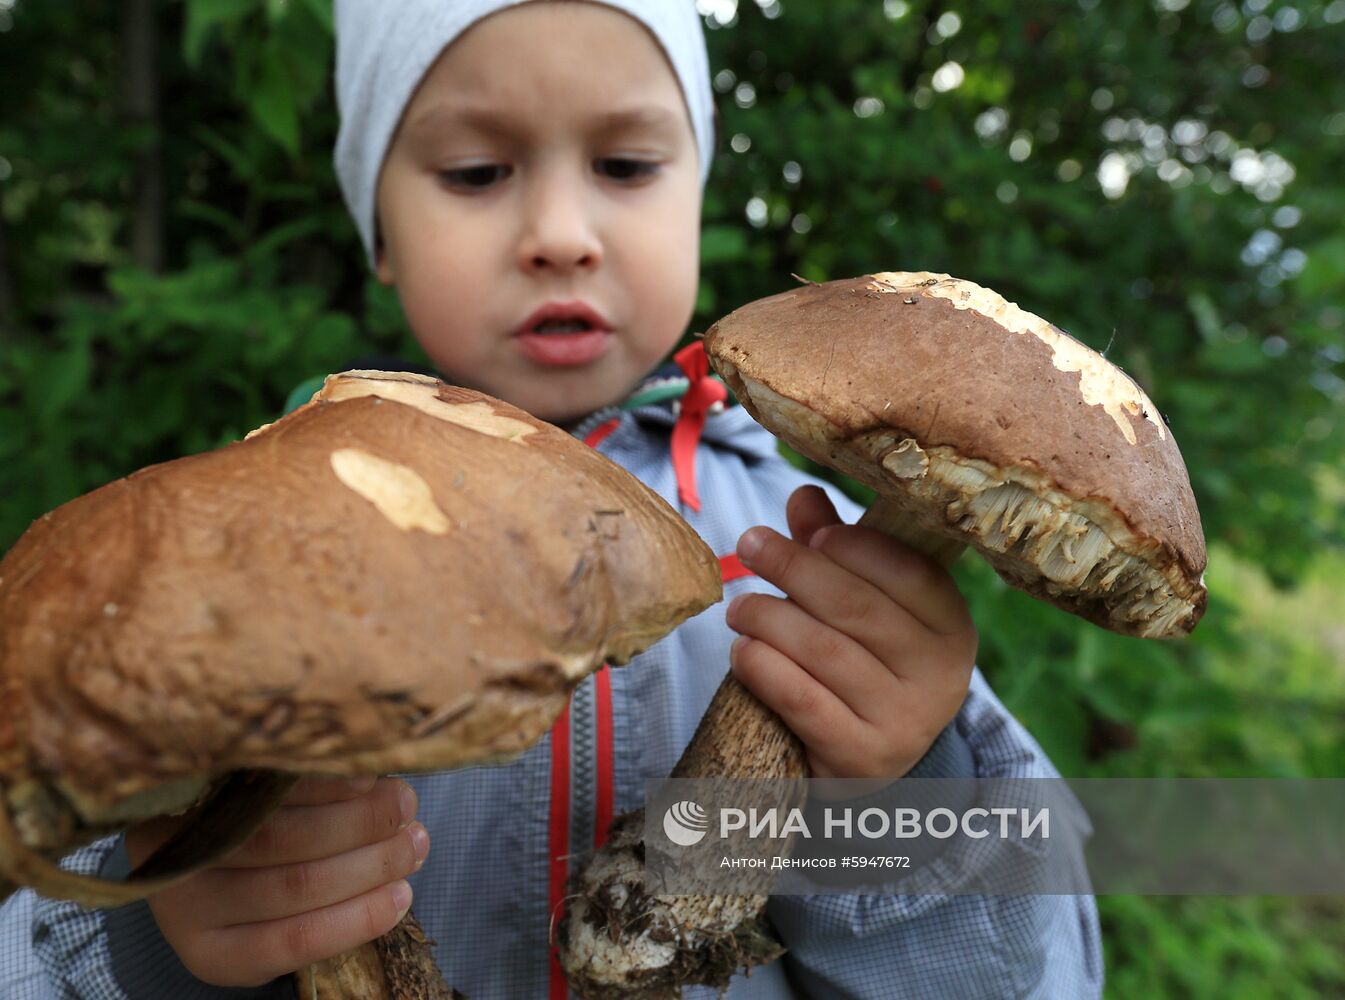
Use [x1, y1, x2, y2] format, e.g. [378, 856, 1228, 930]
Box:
[334, 0, 715, 268]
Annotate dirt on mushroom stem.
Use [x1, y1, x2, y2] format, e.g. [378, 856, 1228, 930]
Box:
[296, 908, 466, 999]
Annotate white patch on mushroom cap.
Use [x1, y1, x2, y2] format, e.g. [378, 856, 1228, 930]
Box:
[245, 372, 539, 444]
[432, 401, 537, 443]
[317, 373, 538, 443]
[329, 448, 450, 535]
[866, 271, 1165, 445]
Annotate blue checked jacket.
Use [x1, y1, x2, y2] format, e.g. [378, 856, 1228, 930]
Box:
[0, 373, 1103, 999]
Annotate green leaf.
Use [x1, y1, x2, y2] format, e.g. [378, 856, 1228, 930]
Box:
[1298, 236, 1345, 297]
[1187, 291, 1223, 344]
[28, 343, 92, 427]
[300, 0, 334, 33]
[244, 216, 329, 261]
[190, 124, 260, 183]
[1197, 337, 1269, 374]
[183, 0, 250, 67]
[700, 225, 748, 265]
[178, 198, 248, 241]
[250, 46, 300, 157]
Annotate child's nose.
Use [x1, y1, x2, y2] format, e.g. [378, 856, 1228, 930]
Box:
[517, 183, 603, 274]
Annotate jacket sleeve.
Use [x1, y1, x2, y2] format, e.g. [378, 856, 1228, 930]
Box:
[28, 837, 289, 1000]
[766, 670, 1105, 1000]
[1, 890, 59, 999]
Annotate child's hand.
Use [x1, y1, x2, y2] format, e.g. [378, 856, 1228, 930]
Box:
[125, 775, 428, 987]
[727, 485, 977, 782]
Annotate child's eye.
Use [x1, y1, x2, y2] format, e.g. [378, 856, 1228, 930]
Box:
[438, 165, 512, 191]
[595, 158, 660, 182]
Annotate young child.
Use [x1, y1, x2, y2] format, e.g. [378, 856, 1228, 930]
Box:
[1, 1, 1102, 997]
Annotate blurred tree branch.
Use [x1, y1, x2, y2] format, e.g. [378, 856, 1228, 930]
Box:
[0, 216, 14, 339]
[123, 0, 162, 273]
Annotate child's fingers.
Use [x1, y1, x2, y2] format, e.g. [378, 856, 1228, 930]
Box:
[284, 775, 379, 806]
[736, 525, 929, 645]
[188, 879, 414, 987]
[806, 526, 978, 692]
[220, 778, 416, 868]
[192, 822, 428, 926]
[725, 592, 892, 722]
[808, 525, 973, 638]
[782, 484, 969, 636]
[785, 485, 842, 548]
[729, 634, 859, 752]
[737, 521, 973, 668]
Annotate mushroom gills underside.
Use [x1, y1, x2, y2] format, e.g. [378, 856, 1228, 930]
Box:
[725, 369, 1202, 639]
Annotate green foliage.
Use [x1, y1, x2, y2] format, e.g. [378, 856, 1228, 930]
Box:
[2, 1, 1344, 995]
[699, 0, 1345, 586]
[1101, 896, 1345, 999]
[0, 0, 422, 544]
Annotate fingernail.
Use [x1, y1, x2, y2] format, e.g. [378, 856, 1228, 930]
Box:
[392, 880, 413, 919]
[398, 783, 418, 828]
[738, 528, 766, 563]
[408, 823, 430, 865]
[347, 775, 376, 795]
[730, 635, 749, 660]
[725, 594, 744, 623]
[809, 525, 835, 550]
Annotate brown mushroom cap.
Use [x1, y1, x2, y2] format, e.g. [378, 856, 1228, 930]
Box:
[0, 372, 721, 846]
[704, 272, 1207, 639]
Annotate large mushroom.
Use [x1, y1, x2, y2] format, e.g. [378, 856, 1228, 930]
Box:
[0, 370, 722, 997]
[559, 272, 1207, 997]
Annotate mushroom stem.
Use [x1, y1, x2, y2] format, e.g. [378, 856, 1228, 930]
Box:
[294, 909, 465, 999]
[855, 495, 967, 567]
[556, 671, 798, 998]
[670, 677, 805, 784]
[559, 504, 962, 997]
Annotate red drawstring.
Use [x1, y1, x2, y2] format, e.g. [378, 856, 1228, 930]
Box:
[592, 667, 614, 852]
[718, 552, 754, 583]
[583, 416, 620, 451]
[670, 341, 727, 513]
[546, 701, 571, 1000]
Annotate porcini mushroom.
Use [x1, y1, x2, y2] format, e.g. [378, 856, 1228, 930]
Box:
[559, 272, 1207, 997]
[0, 371, 722, 998]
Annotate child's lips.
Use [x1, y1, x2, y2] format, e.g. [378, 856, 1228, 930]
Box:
[514, 328, 614, 367]
[513, 300, 614, 367]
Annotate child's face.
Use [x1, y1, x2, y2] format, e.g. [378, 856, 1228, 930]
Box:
[374, 2, 703, 423]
